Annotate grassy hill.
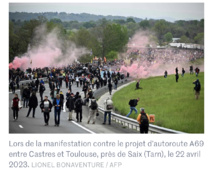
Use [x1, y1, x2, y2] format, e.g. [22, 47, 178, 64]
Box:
[112, 72, 204, 133]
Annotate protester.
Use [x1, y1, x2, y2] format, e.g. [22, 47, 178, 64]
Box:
[40, 79, 44, 85]
[65, 74, 69, 88]
[74, 92, 79, 102]
[53, 94, 63, 126]
[10, 80, 16, 94]
[76, 75, 79, 87]
[164, 70, 168, 78]
[69, 78, 73, 91]
[39, 83, 46, 102]
[15, 75, 20, 89]
[114, 77, 118, 90]
[56, 82, 60, 94]
[135, 80, 142, 90]
[50, 81, 55, 92]
[175, 67, 178, 74]
[35, 78, 39, 91]
[182, 68, 185, 77]
[103, 97, 113, 125]
[51, 88, 58, 102]
[26, 92, 38, 118]
[95, 78, 100, 89]
[87, 97, 98, 124]
[195, 67, 200, 77]
[91, 78, 95, 89]
[137, 108, 150, 134]
[82, 83, 88, 98]
[66, 93, 75, 121]
[11, 93, 22, 121]
[23, 86, 30, 108]
[20, 84, 24, 101]
[190, 65, 193, 74]
[59, 91, 64, 110]
[74, 95, 84, 122]
[66, 89, 71, 100]
[126, 98, 140, 117]
[108, 81, 112, 95]
[85, 88, 93, 105]
[40, 96, 52, 126]
[193, 79, 201, 100]
[175, 72, 179, 82]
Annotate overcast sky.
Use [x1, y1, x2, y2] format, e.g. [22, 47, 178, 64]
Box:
[9, 3, 204, 21]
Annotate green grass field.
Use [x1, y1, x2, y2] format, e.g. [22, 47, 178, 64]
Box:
[112, 72, 204, 133]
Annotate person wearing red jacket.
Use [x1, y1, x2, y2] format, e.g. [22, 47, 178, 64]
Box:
[11, 94, 22, 121]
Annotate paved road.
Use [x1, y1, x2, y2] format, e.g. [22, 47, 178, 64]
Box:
[9, 80, 138, 134]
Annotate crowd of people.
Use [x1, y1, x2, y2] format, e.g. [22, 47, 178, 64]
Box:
[10, 62, 126, 128]
[127, 48, 204, 65]
[10, 47, 203, 134]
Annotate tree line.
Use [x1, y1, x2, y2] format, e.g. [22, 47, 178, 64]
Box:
[9, 16, 204, 63]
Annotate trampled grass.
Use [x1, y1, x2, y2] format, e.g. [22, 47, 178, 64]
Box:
[112, 72, 204, 133]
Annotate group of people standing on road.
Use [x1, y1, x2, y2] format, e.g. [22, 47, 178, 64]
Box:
[10, 63, 120, 129]
[11, 81, 114, 128]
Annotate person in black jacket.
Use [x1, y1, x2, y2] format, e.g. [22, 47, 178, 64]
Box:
[39, 83, 46, 102]
[135, 80, 142, 90]
[66, 89, 71, 100]
[108, 81, 112, 95]
[40, 96, 52, 126]
[35, 78, 39, 92]
[53, 94, 63, 126]
[82, 83, 88, 98]
[74, 92, 79, 102]
[193, 79, 201, 100]
[164, 70, 168, 78]
[23, 86, 30, 108]
[10, 80, 15, 94]
[74, 95, 84, 122]
[85, 88, 93, 104]
[59, 91, 64, 110]
[114, 77, 118, 90]
[126, 98, 140, 117]
[66, 93, 75, 121]
[175, 72, 179, 82]
[175, 67, 178, 74]
[182, 68, 185, 77]
[26, 92, 38, 118]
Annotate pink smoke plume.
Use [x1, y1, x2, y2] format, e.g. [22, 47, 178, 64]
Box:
[9, 25, 89, 70]
[127, 30, 156, 54]
[120, 60, 204, 79]
[120, 30, 204, 79]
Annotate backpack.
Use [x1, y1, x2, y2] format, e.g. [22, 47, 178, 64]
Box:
[23, 89, 28, 97]
[129, 99, 134, 106]
[106, 99, 113, 110]
[75, 99, 82, 108]
[195, 82, 201, 91]
[129, 99, 137, 107]
[90, 100, 98, 110]
[140, 113, 149, 125]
